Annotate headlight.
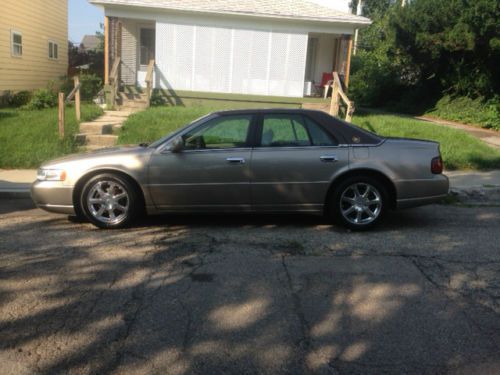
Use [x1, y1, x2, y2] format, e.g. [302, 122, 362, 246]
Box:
[37, 168, 66, 181]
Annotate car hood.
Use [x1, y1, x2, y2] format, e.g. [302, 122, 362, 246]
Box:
[40, 145, 153, 168]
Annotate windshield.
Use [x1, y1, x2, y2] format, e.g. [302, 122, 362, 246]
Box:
[148, 113, 213, 148]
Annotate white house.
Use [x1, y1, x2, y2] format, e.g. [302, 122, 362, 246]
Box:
[90, 0, 370, 98]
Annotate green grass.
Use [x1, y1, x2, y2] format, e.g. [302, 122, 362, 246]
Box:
[353, 113, 500, 170]
[0, 104, 103, 168]
[424, 96, 500, 131]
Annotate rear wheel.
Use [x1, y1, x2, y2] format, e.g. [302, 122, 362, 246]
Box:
[329, 176, 388, 230]
[80, 173, 139, 229]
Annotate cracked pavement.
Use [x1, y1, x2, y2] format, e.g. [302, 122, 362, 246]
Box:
[0, 199, 499, 374]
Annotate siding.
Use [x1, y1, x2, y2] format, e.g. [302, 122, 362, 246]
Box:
[155, 21, 308, 97]
[0, 0, 68, 92]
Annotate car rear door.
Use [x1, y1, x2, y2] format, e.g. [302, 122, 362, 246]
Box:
[249, 113, 349, 212]
[147, 114, 254, 211]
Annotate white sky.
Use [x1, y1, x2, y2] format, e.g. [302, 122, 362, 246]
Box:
[307, 0, 352, 13]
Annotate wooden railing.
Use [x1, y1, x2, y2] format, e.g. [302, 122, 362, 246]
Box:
[109, 57, 121, 106]
[145, 59, 155, 107]
[329, 72, 355, 122]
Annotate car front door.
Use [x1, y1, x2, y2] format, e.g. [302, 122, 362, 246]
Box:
[250, 113, 349, 212]
[148, 114, 254, 211]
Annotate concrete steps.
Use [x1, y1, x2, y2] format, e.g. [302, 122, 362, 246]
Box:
[302, 102, 330, 113]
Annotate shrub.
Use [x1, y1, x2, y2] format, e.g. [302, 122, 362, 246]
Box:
[23, 88, 57, 110]
[9, 91, 32, 107]
[60, 73, 102, 101]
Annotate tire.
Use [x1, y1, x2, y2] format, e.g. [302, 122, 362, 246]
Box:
[80, 173, 139, 229]
[328, 175, 388, 231]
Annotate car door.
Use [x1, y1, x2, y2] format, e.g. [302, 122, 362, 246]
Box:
[250, 113, 349, 212]
[147, 114, 254, 211]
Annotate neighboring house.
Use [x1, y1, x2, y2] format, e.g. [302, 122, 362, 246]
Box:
[89, 0, 370, 98]
[79, 35, 101, 52]
[0, 0, 68, 93]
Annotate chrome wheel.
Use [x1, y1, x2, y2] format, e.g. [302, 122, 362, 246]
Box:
[86, 180, 129, 225]
[340, 183, 382, 225]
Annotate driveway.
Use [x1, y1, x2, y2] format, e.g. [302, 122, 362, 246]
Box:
[0, 199, 499, 374]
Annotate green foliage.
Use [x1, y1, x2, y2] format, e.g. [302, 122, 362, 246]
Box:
[23, 89, 58, 110]
[426, 96, 500, 131]
[8, 91, 32, 107]
[349, 0, 499, 114]
[352, 112, 500, 170]
[60, 73, 102, 101]
[0, 104, 103, 168]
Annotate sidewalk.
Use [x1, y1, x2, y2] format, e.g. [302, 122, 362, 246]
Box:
[1, 169, 499, 199]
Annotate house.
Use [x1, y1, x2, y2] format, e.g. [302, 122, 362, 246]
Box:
[89, 0, 370, 98]
[79, 35, 101, 52]
[0, 0, 68, 93]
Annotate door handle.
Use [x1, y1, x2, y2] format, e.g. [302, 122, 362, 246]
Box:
[226, 157, 245, 164]
[320, 155, 338, 162]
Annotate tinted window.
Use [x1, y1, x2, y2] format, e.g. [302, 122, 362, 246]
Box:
[183, 115, 251, 150]
[261, 114, 336, 147]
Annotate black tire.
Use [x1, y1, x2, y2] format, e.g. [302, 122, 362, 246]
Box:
[328, 175, 388, 231]
[80, 173, 140, 229]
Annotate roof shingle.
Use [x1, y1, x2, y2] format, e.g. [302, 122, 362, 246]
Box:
[89, 0, 371, 25]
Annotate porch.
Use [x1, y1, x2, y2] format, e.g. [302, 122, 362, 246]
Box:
[104, 16, 353, 100]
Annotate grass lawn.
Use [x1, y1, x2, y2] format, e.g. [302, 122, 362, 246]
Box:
[0, 104, 103, 168]
[118, 106, 500, 171]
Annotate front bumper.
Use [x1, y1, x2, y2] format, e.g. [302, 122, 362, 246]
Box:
[395, 174, 449, 209]
[31, 181, 75, 215]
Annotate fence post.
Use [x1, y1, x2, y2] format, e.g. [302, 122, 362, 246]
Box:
[329, 82, 340, 117]
[58, 92, 65, 138]
[74, 76, 81, 121]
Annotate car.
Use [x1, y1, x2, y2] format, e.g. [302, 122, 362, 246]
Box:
[31, 109, 449, 230]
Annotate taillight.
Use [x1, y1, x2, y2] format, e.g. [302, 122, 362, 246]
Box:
[431, 156, 443, 174]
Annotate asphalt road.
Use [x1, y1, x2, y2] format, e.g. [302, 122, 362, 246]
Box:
[0, 199, 499, 375]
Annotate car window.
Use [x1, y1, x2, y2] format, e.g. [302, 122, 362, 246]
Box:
[183, 115, 252, 150]
[261, 114, 336, 147]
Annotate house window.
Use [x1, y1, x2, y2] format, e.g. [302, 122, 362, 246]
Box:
[48, 41, 59, 59]
[11, 31, 22, 57]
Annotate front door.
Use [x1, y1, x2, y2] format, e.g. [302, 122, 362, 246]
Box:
[138, 27, 155, 87]
[250, 113, 349, 212]
[148, 114, 254, 211]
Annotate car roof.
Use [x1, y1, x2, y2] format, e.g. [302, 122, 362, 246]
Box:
[213, 108, 320, 116]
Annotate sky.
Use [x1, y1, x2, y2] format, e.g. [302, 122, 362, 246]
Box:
[68, 0, 104, 44]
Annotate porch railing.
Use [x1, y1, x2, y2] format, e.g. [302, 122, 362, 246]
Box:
[329, 72, 355, 122]
[109, 57, 121, 107]
[145, 59, 155, 107]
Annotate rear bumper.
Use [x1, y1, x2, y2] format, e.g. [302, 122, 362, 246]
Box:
[31, 181, 75, 215]
[395, 174, 449, 209]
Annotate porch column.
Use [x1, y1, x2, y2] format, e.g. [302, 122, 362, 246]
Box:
[104, 16, 109, 84]
[344, 35, 353, 88]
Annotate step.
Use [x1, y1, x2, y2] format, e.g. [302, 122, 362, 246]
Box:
[302, 103, 330, 112]
[79, 123, 114, 135]
[104, 110, 136, 117]
[76, 134, 118, 147]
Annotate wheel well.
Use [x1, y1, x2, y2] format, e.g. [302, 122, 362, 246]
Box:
[73, 169, 146, 216]
[326, 169, 397, 210]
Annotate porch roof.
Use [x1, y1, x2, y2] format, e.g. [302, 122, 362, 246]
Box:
[89, 0, 371, 26]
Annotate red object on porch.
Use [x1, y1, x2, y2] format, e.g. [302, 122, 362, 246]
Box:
[320, 72, 333, 87]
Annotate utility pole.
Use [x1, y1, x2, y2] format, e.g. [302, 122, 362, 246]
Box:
[353, 0, 363, 55]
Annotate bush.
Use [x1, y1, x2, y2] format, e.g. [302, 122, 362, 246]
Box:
[60, 73, 102, 101]
[23, 89, 57, 110]
[150, 89, 166, 106]
[9, 91, 32, 107]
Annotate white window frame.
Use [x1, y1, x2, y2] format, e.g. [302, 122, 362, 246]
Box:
[11, 30, 23, 57]
[48, 40, 59, 60]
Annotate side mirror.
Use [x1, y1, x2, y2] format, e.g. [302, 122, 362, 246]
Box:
[169, 136, 184, 153]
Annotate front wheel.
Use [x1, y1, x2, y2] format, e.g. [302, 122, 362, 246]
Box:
[80, 173, 139, 229]
[329, 176, 388, 230]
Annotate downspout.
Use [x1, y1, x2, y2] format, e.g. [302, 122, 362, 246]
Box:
[353, 0, 363, 55]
